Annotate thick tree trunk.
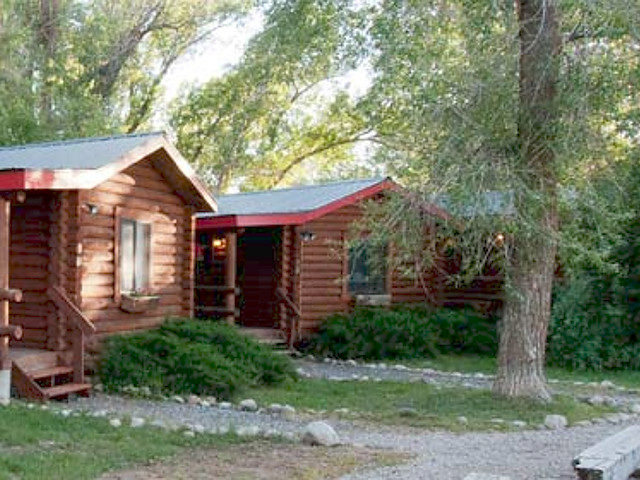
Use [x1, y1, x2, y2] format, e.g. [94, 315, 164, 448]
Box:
[493, 0, 561, 400]
[494, 216, 557, 401]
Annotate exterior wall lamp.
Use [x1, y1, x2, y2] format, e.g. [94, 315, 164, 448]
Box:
[85, 203, 99, 215]
[300, 231, 316, 242]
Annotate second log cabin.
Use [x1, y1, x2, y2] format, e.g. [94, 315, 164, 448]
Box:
[195, 177, 465, 346]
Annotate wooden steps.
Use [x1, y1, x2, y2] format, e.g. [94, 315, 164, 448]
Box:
[42, 383, 92, 399]
[10, 348, 91, 401]
[29, 365, 73, 380]
[240, 327, 288, 349]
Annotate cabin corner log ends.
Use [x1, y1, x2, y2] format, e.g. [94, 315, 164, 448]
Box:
[0, 198, 23, 405]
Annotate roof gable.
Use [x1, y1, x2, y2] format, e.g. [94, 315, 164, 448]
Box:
[0, 132, 217, 212]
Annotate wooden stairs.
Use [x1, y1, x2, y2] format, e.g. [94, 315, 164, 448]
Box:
[241, 327, 289, 350]
[11, 349, 91, 401]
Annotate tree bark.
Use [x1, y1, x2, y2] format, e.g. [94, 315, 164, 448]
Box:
[493, 0, 561, 401]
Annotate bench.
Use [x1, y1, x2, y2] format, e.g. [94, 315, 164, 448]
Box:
[573, 425, 640, 480]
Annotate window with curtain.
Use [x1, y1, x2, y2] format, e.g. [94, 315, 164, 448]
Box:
[120, 218, 151, 293]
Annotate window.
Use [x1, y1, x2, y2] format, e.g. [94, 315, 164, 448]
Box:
[119, 218, 151, 293]
[348, 241, 387, 295]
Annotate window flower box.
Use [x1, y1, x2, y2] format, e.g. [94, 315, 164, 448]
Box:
[120, 293, 160, 313]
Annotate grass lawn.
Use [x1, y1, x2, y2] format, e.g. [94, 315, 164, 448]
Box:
[0, 403, 246, 480]
[412, 355, 640, 389]
[246, 378, 613, 431]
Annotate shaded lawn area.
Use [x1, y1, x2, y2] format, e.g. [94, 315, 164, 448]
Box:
[0, 403, 246, 480]
[246, 378, 613, 431]
[411, 355, 640, 389]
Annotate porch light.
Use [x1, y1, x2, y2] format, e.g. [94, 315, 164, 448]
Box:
[300, 231, 316, 242]
[495, 233, 505, 245]
[85, 203, 99, 215]
[212, 237, 227, 250]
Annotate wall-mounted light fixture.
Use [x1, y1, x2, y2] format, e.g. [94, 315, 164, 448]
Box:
[85, 203, 99, 215]
[212, 237, 227, 250]
[300, 231, 316, 242]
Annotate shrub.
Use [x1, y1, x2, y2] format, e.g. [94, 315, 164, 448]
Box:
[98, 318, 297, 399]
[308, 305, 497, 360]
[547, 276, 640, 370]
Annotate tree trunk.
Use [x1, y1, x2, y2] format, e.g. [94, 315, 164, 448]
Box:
[493, 0, 561, 401]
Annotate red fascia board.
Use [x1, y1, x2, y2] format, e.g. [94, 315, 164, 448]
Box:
[0, 171, 27, 190]
[197, 179, 400, 230]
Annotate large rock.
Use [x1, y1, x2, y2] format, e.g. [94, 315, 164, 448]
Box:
[544, 414, 568, 430]
[302, 421, 340, 446]
[239, 399, 258, 412]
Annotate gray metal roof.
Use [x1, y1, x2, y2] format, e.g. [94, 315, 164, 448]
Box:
[199, 177, 389, 217]
[0, 132, 163, 171]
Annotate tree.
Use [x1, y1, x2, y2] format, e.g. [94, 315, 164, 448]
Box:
[171, 0, 372, 192]
[0, 0, 249, 145]
[492, 0, 561, 401]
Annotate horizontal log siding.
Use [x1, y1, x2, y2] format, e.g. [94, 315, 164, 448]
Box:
[298, 204, 358, 337]
[79, 157, 193, 341]
[298, 202, 442, 338]
[9, 192, 55, 349]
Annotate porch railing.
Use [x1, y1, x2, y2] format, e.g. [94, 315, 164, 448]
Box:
[47, 286, 96, 383]
[276, 287, 301, 350]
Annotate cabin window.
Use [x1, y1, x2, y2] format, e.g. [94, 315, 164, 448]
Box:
[119, 218, 151, 293]
[348, 241, 387, 295]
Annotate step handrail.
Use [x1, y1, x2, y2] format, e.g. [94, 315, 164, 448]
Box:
[276, 287, 301, 349]
[47, 286, 96, 336]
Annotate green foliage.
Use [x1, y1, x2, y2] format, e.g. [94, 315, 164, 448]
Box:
[98, 318, 297, 399]
[0, 0, 248, 145]
[548, 276, 640, 370]
[308, 306, 497, 360]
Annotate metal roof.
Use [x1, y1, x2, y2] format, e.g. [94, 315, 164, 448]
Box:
[0, 132, 163, 171]
[199, 177, 389, 218]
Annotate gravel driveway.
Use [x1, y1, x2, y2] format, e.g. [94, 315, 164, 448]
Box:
[71, 359, 640, 480]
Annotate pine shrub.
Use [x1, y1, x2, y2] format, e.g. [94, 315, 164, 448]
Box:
[308, 306, 497, 360]
[98, 319, 297, 399]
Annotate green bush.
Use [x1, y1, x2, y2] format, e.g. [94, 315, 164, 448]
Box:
[548, 276, 640, 370]
[308, 305, 497, 360]
[98, 319, 297, 399]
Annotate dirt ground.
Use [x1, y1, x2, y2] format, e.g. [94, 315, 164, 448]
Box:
[100, 441, 408, 480]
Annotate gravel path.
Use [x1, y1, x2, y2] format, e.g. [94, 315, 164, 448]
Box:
[70, 360, 640, 480]
[338, 420, 638, 479]
[71, 394, 307, 436]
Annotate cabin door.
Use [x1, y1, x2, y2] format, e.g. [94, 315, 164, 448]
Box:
[238, 228, 281, 328]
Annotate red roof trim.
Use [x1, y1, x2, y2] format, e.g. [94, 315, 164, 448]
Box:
[0, 171, 27, 190]
[197, 179, 409, 230]
[0, 136, 217, 212]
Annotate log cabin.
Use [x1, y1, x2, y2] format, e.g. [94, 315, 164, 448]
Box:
[0, 132, 216, 401]
[195, 177, 466, 347]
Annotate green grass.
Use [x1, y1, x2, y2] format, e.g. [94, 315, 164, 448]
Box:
[0, 403, 246, 480]
[246, 378, 613, 431]
[411, 355, 640, 389]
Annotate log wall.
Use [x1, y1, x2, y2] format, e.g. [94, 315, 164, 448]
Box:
[297, 201, 440, 337]
[9, 192, 56, 349]
[79, 156, 194, 346]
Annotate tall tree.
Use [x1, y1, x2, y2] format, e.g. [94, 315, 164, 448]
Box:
[0, 0, 249, 145]
[171, 0, 372, 192]
[492, 0, 561, 401]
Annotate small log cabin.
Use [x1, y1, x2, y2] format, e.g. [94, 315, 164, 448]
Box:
[196, 177, 459, 346]
[0, 132, 216, 400]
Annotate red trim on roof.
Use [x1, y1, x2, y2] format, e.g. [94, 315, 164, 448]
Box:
[0, 136, 217, 212]
[0, 171, 27, 190]
[197, 179, 422, 230]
